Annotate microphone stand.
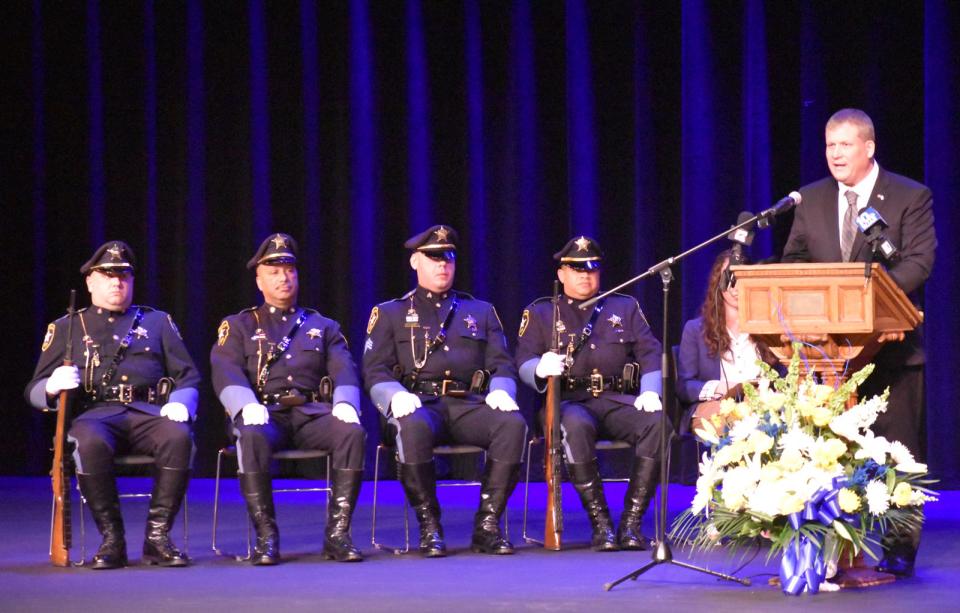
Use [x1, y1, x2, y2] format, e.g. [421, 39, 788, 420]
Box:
[583, 213, 769, 592]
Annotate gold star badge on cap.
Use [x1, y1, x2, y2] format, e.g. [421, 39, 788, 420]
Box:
[434, 226, 450, 242]
[107, 244, 123, 260]
[271, 234, 288, 249]
[575, 236, 590, 252]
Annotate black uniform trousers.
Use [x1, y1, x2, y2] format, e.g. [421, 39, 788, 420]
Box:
[559, 397, 663, 464]
[860, 364, 926, 462]
[390, 396, 527, 464]
[68, 409, 193, 474]
[233, 406, 366, 473]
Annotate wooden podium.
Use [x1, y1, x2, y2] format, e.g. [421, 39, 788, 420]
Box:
[731, 263, 922, 388]
[731, 263, 922, 587]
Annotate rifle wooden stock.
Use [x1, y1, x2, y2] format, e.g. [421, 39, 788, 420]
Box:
[50, 289, 76, 567]
[50, 364, 72, 566]
[543, 373, 563, 550]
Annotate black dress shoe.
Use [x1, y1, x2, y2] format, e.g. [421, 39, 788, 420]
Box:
[876, 555, 915, 578]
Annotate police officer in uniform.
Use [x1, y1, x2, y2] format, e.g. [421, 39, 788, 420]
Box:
[362, 225, 527, 557]
[210, 233, 365, 565]
[26, 241, 200, 569]
[516, 236, 664, 551]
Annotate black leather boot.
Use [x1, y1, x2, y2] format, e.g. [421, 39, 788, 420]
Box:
[471, 459, 520, 555]
[399, 461, 446, 558]
[322, 468, 364, 562]
[568, 459, 618, 552]
[142, 467, 190, 566]
[239, 472, 280, 565]
[77, 472, 128, 569]
[876, 520, 922, 578]
[617, 456, 658, 551]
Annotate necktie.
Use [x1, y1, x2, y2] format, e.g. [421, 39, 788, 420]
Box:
[840, 190, 858, 261]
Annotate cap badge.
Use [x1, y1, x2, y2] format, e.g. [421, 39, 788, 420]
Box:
[107, 244, 123, 260]
[574, 236, 590, 252]
[434, 226, 450, 242]
[271, 235, 288, 249]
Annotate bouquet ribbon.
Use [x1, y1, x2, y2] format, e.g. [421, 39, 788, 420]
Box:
[788, 476, 857, 530]
[779, 534, 825, 595]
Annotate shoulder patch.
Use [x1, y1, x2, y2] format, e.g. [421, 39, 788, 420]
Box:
[167, 314, 183, 339]
[366, 306, 380, 335]
[41, 323, 56, 352]
[518, 309, 530, 338]
[217, 320, 230, 346]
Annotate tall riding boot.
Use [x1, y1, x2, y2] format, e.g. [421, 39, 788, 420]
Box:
[322, 468, 364, 562]
[239, 472, 280, 565]
[568, 459, 618, 551]
[877, 520, 922, 578]
[399, 461, 446, 558]
[617, 456, 658, 551]
[142, 467, 190, 566]
[471, 459, 520, 555]
[77, 472, 127, 569]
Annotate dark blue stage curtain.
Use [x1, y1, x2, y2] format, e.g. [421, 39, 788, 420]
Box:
[4, 1, 957, 484]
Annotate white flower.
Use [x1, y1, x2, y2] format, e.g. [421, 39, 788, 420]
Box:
[865, 479, 890, 515]
[779, 427, 815, 456]
[721, 465, 758, 512]
[728, 414, 760, 442]
[854, 433, 891, 465]
[910, 490, 938, 505]
[828, 411, 862, 441]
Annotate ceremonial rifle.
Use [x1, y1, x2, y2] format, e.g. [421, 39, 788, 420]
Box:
[50, 289, 76, 566]
[543, 281, 563, 550]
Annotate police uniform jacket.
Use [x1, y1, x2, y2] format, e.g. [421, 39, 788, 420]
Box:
[25, 306, 201, 419]
[362, 287, 517, 415]
[516, 293, 662, 405]
[210, 304, 361, 420]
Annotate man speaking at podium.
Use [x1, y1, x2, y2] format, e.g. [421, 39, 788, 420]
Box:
[782, 108, 937, 578]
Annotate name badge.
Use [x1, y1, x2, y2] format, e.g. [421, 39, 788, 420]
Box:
[404, 308, 420, 328]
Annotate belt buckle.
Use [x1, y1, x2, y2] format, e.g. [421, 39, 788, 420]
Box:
[119, 384, 133, 403]
[589, 372, 604, 398]
[440, 379, 466, 397]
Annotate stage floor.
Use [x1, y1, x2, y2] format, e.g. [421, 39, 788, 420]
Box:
[1, 477, 957, 612]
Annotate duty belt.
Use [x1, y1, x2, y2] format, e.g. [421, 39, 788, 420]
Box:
[562, 373, 635, 398]
[408, 378, 471, 397]
[260, 389, 328, 407]
[87, 383, 166, 404]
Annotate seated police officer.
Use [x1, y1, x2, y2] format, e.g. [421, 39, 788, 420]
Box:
[26, 241, 200, 569]
[210, 233, 365, 565]
[516, 236, 664, 551]
[362, 225, 527, 557]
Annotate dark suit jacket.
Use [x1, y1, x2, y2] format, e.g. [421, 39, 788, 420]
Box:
[782, 166, 936, 366]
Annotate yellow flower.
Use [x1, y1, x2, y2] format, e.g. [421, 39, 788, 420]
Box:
[812, 438, 847, 469]
[838, 488, 861, 513]
[778, 448, 805, 472]
[747, 431, 774, 455]
[812, 406, 835, 427]
[893, 482, 913, 507]
[718, 397, 739, 417]
[779, 493, 806, 515]
[810, 384, 834, 405]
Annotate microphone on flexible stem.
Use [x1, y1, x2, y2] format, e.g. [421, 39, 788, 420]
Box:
[757, 191, 802, 228]
[855, 207, 899, 279]
[721, 211, 755, 291]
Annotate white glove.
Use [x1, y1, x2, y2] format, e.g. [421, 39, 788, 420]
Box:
[160, 402, 190, 423]
[535, 351, 565, 378]
[390, 391, 421, 419]
[634, 391, 662, 413]
[485, 389, 519, 412]
[45, 365, 80, 395]
[332, 402, 360, 424]
[242, 402, 270, 426]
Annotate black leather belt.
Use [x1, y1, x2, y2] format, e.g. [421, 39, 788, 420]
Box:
[408, 378, 471, 397]
[260, 389, 326, 406]
[87, 383, 164, 404]
[562, 374, 635, 398]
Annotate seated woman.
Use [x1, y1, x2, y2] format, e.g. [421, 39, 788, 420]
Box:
[676, 250, 778, 437]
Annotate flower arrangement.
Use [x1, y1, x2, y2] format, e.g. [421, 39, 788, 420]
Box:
[670, 345, 936, 595]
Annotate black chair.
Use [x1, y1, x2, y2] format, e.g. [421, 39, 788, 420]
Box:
[72, 454, 189, 565]
[370, 417, 504, 554]
[211, 446, 331, 559]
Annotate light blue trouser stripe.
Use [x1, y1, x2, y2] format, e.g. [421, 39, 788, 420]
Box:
[233, 425, 246, 473]
[388, 415, 405, 463]
[559, 424, 575, 463]
[68, 434, 83, 474]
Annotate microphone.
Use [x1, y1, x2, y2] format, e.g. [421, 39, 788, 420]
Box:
[856, 207, 899, 261]
[758, 191, 802, 227]
[722, 212, 755, 290]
